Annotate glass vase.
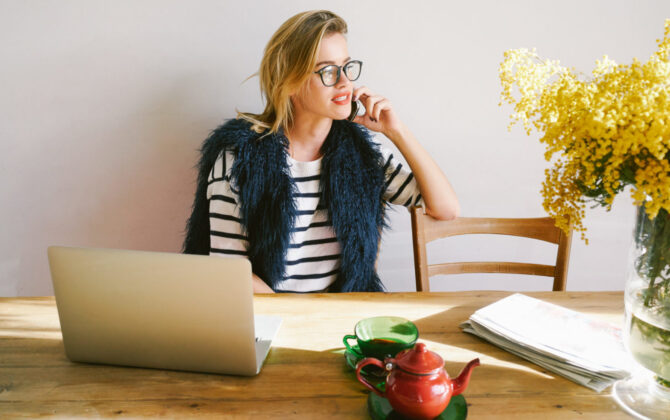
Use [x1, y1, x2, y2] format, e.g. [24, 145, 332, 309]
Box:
[613, 205, 670, 419]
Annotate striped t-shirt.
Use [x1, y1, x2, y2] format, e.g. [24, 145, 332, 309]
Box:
[207, 147, 423, 292]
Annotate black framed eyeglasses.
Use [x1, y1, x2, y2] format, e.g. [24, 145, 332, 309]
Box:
[313, 60, 363, 87]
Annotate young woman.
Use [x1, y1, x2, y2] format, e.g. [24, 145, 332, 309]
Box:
[183, 10, 458, 293]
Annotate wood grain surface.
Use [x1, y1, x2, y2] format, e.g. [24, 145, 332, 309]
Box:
[0, 291, 629, 419]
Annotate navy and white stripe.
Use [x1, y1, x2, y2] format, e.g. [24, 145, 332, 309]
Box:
[207, 147, 423, 292]
[380, 150, 424, 208]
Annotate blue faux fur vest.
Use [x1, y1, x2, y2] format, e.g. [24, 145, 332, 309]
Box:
[182, 118, 388, 292]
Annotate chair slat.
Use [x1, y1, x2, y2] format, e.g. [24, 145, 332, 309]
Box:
[423, 217, 562, 244]
[428, 262, 556, 277]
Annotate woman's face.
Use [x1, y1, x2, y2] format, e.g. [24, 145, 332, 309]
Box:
[291, 32, 354, 122]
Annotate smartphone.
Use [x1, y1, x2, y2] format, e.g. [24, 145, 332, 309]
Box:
[348, 99, 364, 122]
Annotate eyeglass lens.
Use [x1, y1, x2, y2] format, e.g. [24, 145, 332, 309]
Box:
[321, 61, 361, 86]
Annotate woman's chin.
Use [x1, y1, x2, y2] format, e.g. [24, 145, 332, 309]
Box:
[333, 110, 351, 121]
[315, 107, 350, 121]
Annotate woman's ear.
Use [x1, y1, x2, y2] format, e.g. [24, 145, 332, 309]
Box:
[287, 87, 299, 105]
[290, 84, 306, 107]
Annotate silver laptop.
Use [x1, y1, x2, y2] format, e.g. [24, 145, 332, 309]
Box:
[47, 246, 281, 376]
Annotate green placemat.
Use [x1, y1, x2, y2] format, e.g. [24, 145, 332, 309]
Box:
[367, 392, 467, 420]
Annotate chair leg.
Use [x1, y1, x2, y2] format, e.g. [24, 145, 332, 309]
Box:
[410, 207, 430, 292]
[553, 228, 573, 291]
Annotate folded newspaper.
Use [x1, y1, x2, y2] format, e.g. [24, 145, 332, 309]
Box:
[460, 293, 634, 392]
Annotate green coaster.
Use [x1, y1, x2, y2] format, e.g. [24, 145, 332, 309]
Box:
[367, 392, 467, 420]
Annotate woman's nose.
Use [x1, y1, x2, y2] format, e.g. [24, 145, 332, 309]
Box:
[336, 72, 353, 90]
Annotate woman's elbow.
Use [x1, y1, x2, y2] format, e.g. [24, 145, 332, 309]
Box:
[427, 201, 460, 221]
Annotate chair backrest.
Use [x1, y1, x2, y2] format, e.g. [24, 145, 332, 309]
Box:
[409, 207, 572, 292]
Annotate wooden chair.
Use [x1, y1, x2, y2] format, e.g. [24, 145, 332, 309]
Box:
[409, 206, 572, 292]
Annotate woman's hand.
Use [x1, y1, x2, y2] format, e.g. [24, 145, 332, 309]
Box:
[352, 86, 405, 140]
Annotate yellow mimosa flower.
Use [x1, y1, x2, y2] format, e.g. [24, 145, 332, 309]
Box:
[500, 19, 670, 242]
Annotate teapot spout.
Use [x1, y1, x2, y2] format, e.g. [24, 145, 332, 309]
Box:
[452, 358, 480, 396]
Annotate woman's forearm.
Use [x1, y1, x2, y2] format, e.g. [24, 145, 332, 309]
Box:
[386, 123, 459, 220]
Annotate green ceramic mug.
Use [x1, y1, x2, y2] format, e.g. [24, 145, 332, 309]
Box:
[343, 316, 419, 360]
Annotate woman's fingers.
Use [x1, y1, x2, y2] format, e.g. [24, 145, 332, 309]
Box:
[352, 86, 370, 101]
[363, 96, 392, 123]
[357, 94, 384, 121]
[353, 86, 376, 116]
[372, 99, 391, 122]
[364, 96, 384, 121]
[351, 86, 393, 128]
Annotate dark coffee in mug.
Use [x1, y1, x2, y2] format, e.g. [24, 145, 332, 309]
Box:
[361, 337, 411, 360]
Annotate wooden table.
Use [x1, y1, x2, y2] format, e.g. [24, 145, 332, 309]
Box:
[0, 291, 629, 419]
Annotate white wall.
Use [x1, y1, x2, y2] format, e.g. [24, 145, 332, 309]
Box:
[2, 0, 668, 296]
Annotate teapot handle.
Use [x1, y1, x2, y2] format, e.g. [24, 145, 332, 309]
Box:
[355, 357, 386, 397]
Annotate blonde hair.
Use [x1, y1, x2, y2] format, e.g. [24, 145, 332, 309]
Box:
[237, 10, 348, 135]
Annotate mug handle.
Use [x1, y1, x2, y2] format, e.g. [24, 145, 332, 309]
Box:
[356, 358, 386, 397]
[343, 334, 361, 355]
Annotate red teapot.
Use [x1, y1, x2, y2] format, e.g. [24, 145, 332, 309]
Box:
[356, 342, 480, 420]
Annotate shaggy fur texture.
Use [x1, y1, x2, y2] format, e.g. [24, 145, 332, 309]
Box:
[183, 118, 388, 292]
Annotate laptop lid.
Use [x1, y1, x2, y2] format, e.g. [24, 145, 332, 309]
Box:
[47, 246, 279, 376]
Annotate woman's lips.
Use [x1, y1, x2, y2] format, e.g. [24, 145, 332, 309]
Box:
[332, 93, 350, 105]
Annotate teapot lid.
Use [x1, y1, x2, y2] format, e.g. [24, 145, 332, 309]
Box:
[395, 342, 444, 374]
